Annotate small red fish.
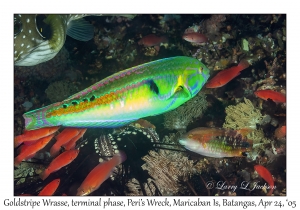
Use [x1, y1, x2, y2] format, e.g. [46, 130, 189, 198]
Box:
[40, 149, 80, 180]
[50, 128, 81, 157]
[206, 60, 249, 88]
[254, 165, 274, 196]
[76, 151, 127, 196]
[138, 34, 168, 47]
[274, 125, 286, 139]
[38, 179, 60, 196]
[182, 32, 208, 43]
[14, 134, 55, 167]
[62, 128, 87, 150]
[14, 126, 59, 148]
[254, 90, 286, 103]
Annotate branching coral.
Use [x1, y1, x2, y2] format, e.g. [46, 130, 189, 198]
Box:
[223, 98, 263, 130]
[163, 93, 208, 131]
[141, 150, 206, 195]
[126, 178, 157, 196]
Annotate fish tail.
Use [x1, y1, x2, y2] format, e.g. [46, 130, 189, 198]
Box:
[50, 144, 60, 157]
[23, 105, 58, 131]
[267, 187, 274, 196]
[115, 151, 127, 164]
[237, 59, 250, 71]
[14, 136, 22, 148]
[40, 170, 49, 180]
[14, 156, 22, 167]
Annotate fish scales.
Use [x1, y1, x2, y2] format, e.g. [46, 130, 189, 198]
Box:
[179, 127, 253, 158]
[23, 56, 210, 130]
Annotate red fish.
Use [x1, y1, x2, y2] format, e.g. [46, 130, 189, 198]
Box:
[182, 32, 208, 43]
[38, 179, 60, 196]
[254, 165, 274, 196]
[274, 125, 286, 139]
[14, 126, 59, 148]
[76, 151, 127, 196]
[254, 90, 286, 103]
[206, 60, 249, 88]
[62, 128, 87, 150]
[50, 128, 81, 157]
[138, 34, 168, 47]
[40, 149, 80, 180]
[14, 134, 55, 167]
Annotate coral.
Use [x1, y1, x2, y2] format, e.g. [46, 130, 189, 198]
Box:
[247, 128, 269, 144]
[163, 93, 208, 131]
[141, 150, 205, 195]
[202, 15, 226, 41]
[223, 98, 263, 130]
[14, 162, 44, 187]
[45, 80, 79, 103]
[126, 178, 157, 196]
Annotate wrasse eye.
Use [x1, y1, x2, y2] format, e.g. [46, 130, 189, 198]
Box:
[14, 15, 22, 37]
[35, 14, 51, 39]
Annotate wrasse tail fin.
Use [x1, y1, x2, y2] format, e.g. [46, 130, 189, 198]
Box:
[23, 106, 58, 130]
[67, 19, 94, 41]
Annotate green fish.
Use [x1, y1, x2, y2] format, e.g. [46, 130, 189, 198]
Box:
[23, 56, 210, 130]
[14, 14, 135, 66]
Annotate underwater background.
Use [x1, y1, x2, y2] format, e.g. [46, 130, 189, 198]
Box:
[14, 14, 286, 196]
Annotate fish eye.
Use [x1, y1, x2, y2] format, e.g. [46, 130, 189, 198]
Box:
[35, 14, 52, 39]
[14, 15, 22, 37]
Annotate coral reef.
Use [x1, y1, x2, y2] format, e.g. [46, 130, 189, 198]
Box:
[126, 178, 157, 196]
[223, 98, 263, 130]
[45, 80, 79, 103]
[141, 150, 206, 195]
[163, 93, 208, 132]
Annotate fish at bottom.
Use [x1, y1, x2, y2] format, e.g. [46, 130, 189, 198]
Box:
[179, 127, 253, 158]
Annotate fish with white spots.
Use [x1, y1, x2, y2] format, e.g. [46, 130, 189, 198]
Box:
[14, 14, 135, 66]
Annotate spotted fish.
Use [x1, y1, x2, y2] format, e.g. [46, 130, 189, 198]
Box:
[23, 56, 210, 130]
[14, 14, 135, 66]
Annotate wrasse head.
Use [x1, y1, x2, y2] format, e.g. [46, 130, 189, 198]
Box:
[182, 59, 210, 97]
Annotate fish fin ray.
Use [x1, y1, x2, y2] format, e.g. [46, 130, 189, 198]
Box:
[67, 19, 94, 41]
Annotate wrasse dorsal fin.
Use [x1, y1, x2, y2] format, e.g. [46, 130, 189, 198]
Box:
[67, 18, 94, 41]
